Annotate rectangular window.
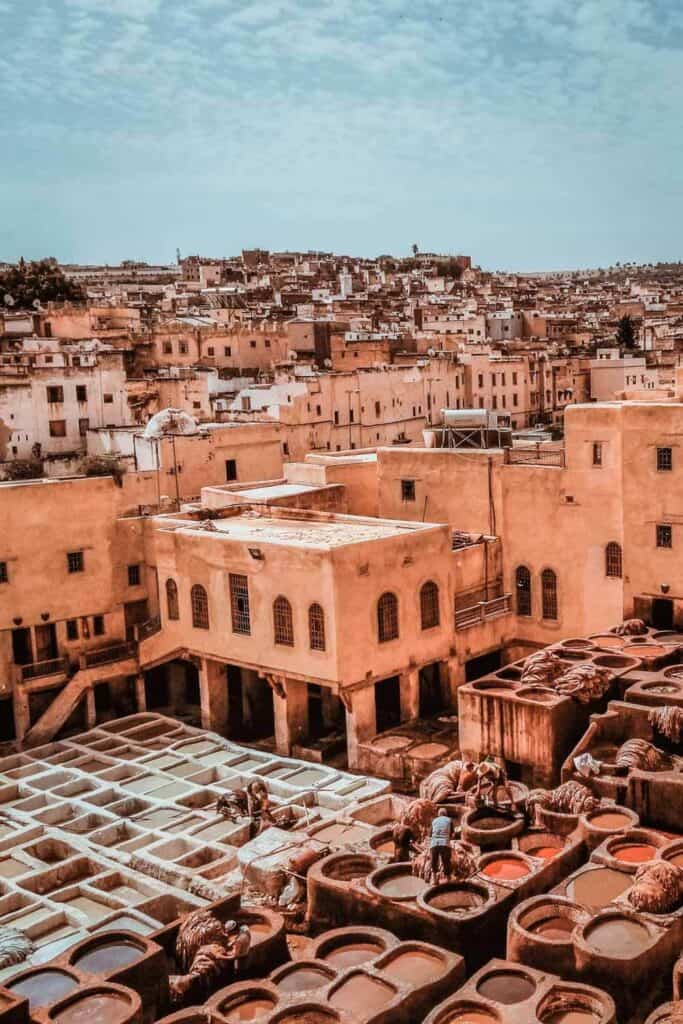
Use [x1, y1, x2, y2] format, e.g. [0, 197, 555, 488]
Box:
[76, 385, 87, 403]
[657, 447, 673, 472]
[103, 393, 114, 404]
[49, 419, 67, 437]
[163, 342, 173, 354]
[375, 401, 381, 416]
[316, 404, 321, 416]
[349, 409, 354, 423]
[250, 340, 256, 348]
[78, 418, 89, 436]
[401, 479, 416, 501]
[501, 373, 506, 386]
[46, 385, 64, 403]
[229, 573, 251, 635]
[491, 373, 496, 386]
[225, 458, 237, 481]
[513, 372, 518, 385]
[179, 342, 188, 354]
[66, 619, 79, 640]
[224, 346, 231, 356]
[127, 564, 141, 587]
[207, 346, 215, 356]
[334, 410, 339, 425]
[67, 550, 84, 573]
[592, 442, 603, 467]
[513, 393, 518, 407]
[657, 524, 673, 548]
[0, 561, 7, 584]
[478, 374, 484, 388]
[93, 614, 105, 635]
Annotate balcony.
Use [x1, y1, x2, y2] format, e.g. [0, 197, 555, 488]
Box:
[21, 657, 69, 682]
[455, 594, 512, 630]
[504, 446, 565, 468]
[82, 642, 137, 669]
[135, 615, 161, 642]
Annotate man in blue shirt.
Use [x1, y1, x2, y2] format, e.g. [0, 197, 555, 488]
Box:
[430, 806, 452, 880]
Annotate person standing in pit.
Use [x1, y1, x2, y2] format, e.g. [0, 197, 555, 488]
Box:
[391, 819, 419, 863]
[430, 806, 453, 881]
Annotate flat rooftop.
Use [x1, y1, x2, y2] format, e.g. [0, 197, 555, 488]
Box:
[230, 483, 320, 500]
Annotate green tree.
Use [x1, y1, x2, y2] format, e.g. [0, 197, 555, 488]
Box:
[0, 258, 84, 309]
[616, 314, 637, 349]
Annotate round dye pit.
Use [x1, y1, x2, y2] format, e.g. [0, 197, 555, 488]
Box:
[8, 970, 79, 1009]
[612, 842, 656, 864]
[321, 854, 374, 882]
[587, 811, 633, 830]
[424, 884, 488, 915]
[665, 850, 683, 868]
[584, 915, 651, 956]
[531, 915, 577, 941]
[381, 949, 443, 984]
[481, 855, 531, 881]
[527, 845, 560, 860]
[372, 837, 394, 856]
[643, 684, 680, 695]
[72, 939, 145, 974]
[276, 966, 333, 993]
[329, 974, 395, 1016]
[477, 970, 536, 1005]
[443, 1008, 499, 1024]
[323, 941, 384, 969]
[471, 815, 514, 831]
[542, 1010, 599, 1024]
[273, 1012, 339, 1024]
[409, 742, 449, 760]
[591, 634, 626, 649]
[369, 865, 428, 900]
[625, 644, 667, 659]
[220, 994, 277, 1022]
[566, 867, 632, 907]
[371, 736, 411, 752]
[52, 992, 133, 1024]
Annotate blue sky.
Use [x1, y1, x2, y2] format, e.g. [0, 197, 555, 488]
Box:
[1, 0, 682, 270]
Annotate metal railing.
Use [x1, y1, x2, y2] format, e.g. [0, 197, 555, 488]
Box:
[83, 642, 137, 668]
[21, 657, 68, 681]
[455, 594, 512, 630]
[136, 615, 161, 641]
[504, 446, 565, 468]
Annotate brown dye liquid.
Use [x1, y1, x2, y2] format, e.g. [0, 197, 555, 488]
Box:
[532, 916, 576, 940]
[74, 940, 143, 974]
[329, 974, 394, 1015]
[383, 950, 442, 983]
[627, 644, 665, 657]
[567, 867, 632, 906]
[543, 1012, 597, 1024]
[593, 635, 625, 648]
[244, 919, 270, 935]
[471, 816, 509, 830]
[588, 812, 632, 830]
[377, 872, 426, 898]
[277, 968, 330, 992]
[222, 997, 275, 1021]
[585, 917, 650, 955]
[613, 843, 656, 863]
[481, 857, 530, 880]
[54, 993, 131, 1024]
[410, 742, 448, 759]
[324, 942, 383, 968]
[374, 839, 394, 855]
[668, 852, 683, 867]
[477, 972, 536, 1004]
[428, 889, 484, 913]
[8, 970, 78, 1008]
[527, 845, 560, 859]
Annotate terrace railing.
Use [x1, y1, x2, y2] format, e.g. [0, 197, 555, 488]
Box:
[455, 594, 512, 630]
[504, 446, 565, 468]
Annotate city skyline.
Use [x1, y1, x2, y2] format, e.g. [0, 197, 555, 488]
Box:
[2, 0, 682, 270]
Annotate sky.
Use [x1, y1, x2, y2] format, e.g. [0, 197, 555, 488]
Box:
[1, 0, 682, 271]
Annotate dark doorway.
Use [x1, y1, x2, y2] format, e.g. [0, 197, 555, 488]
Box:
[124, 600, 149, 641]
[0, 699, 15, 741]
[419, 663, 445, 716]
[652, 598, 674, 629]
[94, 682, 111, 714]
[246, 675, 274, 741]
[308, 684, 324, 739]
[465, 648, 502, 682]
[375, 675, 401, 733]
[35, 623, 57, 662]
[184, 662, 200, 705]
[145, 666, 169, 708]
[227, 665, 244, 736]
[12, 628, 32, 666]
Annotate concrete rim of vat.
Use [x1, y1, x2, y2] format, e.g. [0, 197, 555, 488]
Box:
[326, 968, 398, 1011]
[469, 679, 521, 693]
[535, 982, 615, 1023]
[592, 652, 640, 671]
[576, 909, 656, 960]
[374, 940, 448, 979]
[512, 895, 586, 943]
[603, 829, 665, 870]
[538, 805, 580, 836]
[270, 959, 337, 991]
[270, 1005, 342, 1023]
[67, 930, 148, 971]
[318, 851, 376, 881]
[209, 980, 279, 1018]
[583, 805, 639, 833]
[516, 685, 560, 703]
[48, 982, 141, 1024]
[660, 837, 683, 867]
[311, 926, 397, 962]
[518, 830, 566, 857]
[661, 666, 683, 681]
[475, 966, 538, 1003]
[644, 1001, 683, 1024]
[424, 998, 503, 1024]
[365, 862, 428, 902]
[417, 879, 494, 920]
[462, 807, 525, 847]
[560, 638, 597, 650]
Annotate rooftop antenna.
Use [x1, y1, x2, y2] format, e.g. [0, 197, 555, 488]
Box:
[176, 248, 182, 265]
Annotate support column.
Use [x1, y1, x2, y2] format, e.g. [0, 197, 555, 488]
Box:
[273, 678, 309, 756]
[399, 666, 420, 722]
[445, 656, 464, 708]
[85, 687, 96, 729]
[14, 687, 30, 749]
[168, 661, 187, 711]
[198, 658, 228, 735]
[134, 674, 147, 713]
[345, 683, 376, 770]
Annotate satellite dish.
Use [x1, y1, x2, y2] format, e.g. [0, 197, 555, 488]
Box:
[3, 294, 14, 306]
[32, 299, 42, 310]
[287, 350, 298, 361]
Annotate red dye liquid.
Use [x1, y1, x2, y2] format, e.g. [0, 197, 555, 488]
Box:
[527, 845, 559, 860]
[481, 858, 530, 880]
[613, 843, 656, 863]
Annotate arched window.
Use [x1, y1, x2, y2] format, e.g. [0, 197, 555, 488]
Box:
[606, 542, 622, 578]
[515, 566, 532, 616]
[166, 578, 179, 621]
[273, 596, 294, 646]
[541, 569, 558, 621]
[191, 584, 209, 629]
[420, 581, 440, 629]
[309, 603, 326, 651]
[377, 592, 399, 643]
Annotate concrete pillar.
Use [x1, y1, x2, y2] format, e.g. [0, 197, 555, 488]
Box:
[274, 678, 309, 756]
[134, 674, 147, 713]
[85, 687, 96, 729]
[399, 667, 420, 722]
[445, 656, 463, 707]
[345, 683, 376, 770]
[14, 688, 30, 748]
[198, 658, 228, 735]
[168, 661, 187, 711]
